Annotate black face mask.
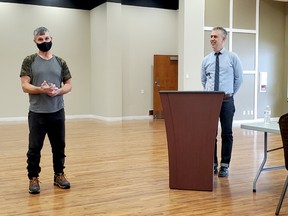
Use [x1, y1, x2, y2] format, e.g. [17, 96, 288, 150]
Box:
[37, 41, 52, 52]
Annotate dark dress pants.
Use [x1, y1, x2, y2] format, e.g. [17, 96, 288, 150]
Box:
[214, 97, 235, 168]
[27, 109, 66, 179]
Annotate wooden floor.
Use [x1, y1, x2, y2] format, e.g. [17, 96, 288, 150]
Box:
[0, 119, 287, 215]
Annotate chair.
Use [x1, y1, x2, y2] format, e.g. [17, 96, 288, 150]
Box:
[275, 113, 288, 215]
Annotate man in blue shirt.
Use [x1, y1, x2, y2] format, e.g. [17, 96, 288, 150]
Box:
[201, 26, 243, 177]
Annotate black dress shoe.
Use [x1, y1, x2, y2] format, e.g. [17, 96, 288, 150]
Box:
[218, 167, 229, 177]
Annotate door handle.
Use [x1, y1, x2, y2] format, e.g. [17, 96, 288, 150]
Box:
[155, 80, 160, 88]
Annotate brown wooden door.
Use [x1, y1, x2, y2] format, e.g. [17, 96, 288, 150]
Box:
[153, 55, 178, 119]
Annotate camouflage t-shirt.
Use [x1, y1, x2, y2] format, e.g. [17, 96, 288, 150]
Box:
[20, 54, 72, 113]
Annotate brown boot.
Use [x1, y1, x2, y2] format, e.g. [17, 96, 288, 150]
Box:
[54, 173, 70, 189]
[29, 177, 40, 194]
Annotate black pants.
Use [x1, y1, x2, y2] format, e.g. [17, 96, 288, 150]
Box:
[27, 109, 66, 179]
[214, 97, 235, 168]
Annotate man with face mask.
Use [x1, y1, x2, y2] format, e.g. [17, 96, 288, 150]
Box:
[20, 27, 72, 194]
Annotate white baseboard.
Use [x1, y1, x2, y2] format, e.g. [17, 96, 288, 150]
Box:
[0, 115, 277, 124]
[89, 115, 153, 121]
[233, 117, 279, 127]
[0, 114, 153, 123]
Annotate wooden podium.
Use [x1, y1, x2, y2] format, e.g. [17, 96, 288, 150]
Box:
[160, 91, 224, 191]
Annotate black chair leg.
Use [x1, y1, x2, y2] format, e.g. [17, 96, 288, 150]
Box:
[276, 175, 288, 215]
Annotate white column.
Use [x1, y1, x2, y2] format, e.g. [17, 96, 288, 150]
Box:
[178, 0, 204, 91]
[90, 3, 123, 118]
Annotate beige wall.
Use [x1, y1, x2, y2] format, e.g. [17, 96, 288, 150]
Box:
[0, 2, 178, 120]
[0, 3, 91, 119]
[121, 5, 178, 117]
[286, 4, 288, 108]
[202, 0, 288, 119]
[259, 0, 288, 117]
[0, 1, 288, 121]
[90, 3, 123, 119]
[90, 3, 178, 119]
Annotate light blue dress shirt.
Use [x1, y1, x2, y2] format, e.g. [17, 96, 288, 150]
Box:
[201, 48, 243, 95]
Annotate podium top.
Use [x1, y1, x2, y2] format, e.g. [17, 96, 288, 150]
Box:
[159, 91, 225, 95]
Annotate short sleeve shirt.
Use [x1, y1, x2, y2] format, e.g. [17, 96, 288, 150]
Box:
[20, 54, 72, 113]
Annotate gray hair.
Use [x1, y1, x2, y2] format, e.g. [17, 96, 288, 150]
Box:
[33, 27, 50, 39]
[212, 26, 227, 39]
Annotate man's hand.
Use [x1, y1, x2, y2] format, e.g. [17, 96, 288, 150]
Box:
[41, 81, 60, 97]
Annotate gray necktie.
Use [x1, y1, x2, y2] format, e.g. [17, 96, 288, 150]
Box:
[214, 52, 220, 91]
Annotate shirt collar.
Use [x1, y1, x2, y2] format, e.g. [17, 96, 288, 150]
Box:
[214, 48, 225, 55]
